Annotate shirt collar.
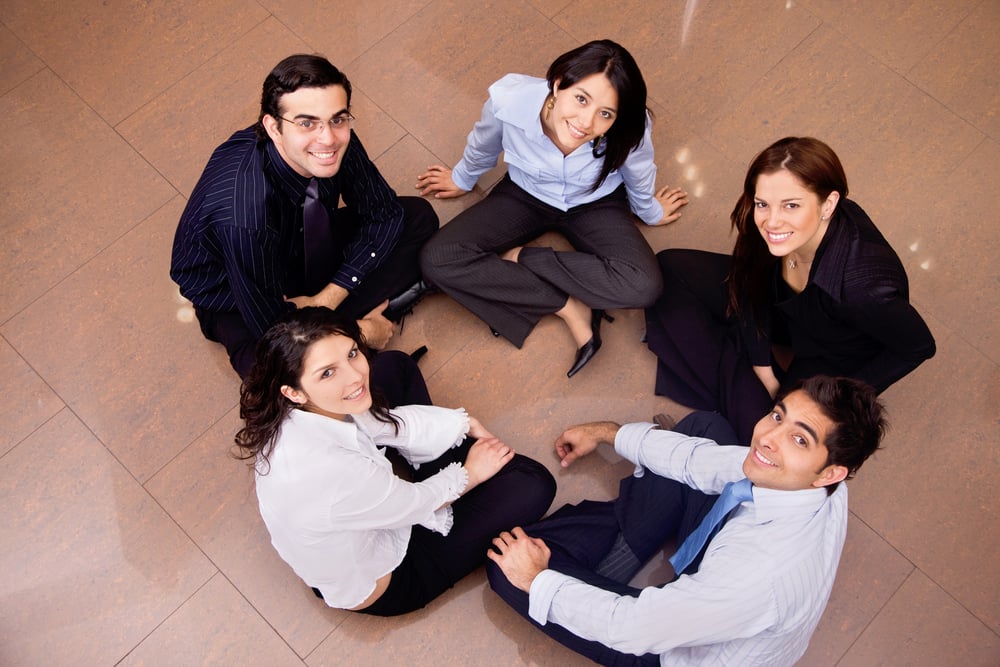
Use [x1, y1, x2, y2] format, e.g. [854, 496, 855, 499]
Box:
[285, 408, 361, 449]
[262, 139, 338, 204]
[748, 484, 833, 523]
[494, 77, 550, 142]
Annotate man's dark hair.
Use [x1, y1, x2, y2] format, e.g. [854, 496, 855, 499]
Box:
[778, 376, 887, 486]
[255, 54, 352, 142]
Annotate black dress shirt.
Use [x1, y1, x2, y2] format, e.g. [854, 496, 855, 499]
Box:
[740, 198, 936, 392]
[170, 127, 403, 338]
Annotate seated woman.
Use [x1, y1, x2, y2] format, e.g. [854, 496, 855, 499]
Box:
[235, 307, 556, 616]
[645, 136, 935, 443]
[417, 39, 687, 378]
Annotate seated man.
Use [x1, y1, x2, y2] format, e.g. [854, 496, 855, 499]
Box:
[487, 375, 886, 666]
[171, 53, 438, 379]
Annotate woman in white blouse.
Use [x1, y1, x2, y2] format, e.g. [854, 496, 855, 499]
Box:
[236, 307, 556, 615]
[416, 39, 688, 377]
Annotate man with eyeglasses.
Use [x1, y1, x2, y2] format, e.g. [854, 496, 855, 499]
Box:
[171, 54, 438, 379]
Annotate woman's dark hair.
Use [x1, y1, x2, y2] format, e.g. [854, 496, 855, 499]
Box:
[725, 137, 848, 322]
[777, 376, 887, 494]
[234, 307, 396, 470]
[546, 39, 649, 191]
[255, 54, 352, 142]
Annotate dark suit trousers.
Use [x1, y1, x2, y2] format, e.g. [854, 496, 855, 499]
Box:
[195, 196, 437, 379]
[420, 176, 662, 347]
[644, 249, 774, 443]
[486, 411, 739, 666]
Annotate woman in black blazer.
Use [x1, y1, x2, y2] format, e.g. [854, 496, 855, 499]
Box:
[645, 137, 935, 442]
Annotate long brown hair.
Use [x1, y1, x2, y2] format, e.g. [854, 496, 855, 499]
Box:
[234, 307, 397, 470]
[725, 137, 848, 322]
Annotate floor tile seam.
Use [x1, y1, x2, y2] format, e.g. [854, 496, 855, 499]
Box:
[647, 12, 826, 134]
[107, 12, 279, 194]
[850, 509, 1000, 638]
[341, 0, 437, 73]
[118, 11, 280, 128]
[816, 19, 985, 154]
[141, 396, 240, 488]
[0, 191, 183, 333]
[109, 569, 222, 666]
[909, 292, 1000, 369]
[896, 72, 994, 145]
[0, 20, 47, 96]
[901, 0, 984, 82]
[832, 565, 919, 665]
[908, 562, 1000, 640]
[212, 567, 314, 664]
[0, 399, 66, 464]
[408, 313, 484, 387]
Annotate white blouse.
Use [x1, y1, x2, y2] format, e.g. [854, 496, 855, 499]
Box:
[255, 405, 471, 609]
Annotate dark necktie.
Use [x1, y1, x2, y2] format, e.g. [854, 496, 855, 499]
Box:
[669, 477, 754, 575]
[302, 178, 333, 294]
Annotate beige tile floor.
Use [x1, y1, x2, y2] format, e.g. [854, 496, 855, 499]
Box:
[1, 1, 997, 664]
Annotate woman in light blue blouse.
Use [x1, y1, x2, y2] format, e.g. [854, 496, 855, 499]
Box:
[417, 40, 687, 377]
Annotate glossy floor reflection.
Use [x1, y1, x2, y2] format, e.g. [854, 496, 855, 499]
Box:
[1, 1, 998, 665]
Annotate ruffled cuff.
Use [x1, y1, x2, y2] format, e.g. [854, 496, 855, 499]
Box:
[416, 462, 467, 535]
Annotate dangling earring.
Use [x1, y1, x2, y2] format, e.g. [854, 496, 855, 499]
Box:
[544, 95, 555, 120]
[592, 134, 607, 158]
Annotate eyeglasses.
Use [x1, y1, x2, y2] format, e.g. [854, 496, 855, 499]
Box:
[279, 113, 355, 133]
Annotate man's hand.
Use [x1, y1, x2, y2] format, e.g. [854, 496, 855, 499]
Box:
[415, 164, 467, 199]
[488, 527, 551, 593]
[554, 421, 621, 468]
[285, 283, 349, 310]
[358, 300, 393, 350]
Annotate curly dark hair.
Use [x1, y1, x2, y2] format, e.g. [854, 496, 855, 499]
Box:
[234, 307, 397, 471]
[546, 39, 650, 192]
[725, 137, 848, 324]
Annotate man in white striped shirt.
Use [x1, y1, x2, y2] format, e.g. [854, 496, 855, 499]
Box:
[487, 376, 886, 666]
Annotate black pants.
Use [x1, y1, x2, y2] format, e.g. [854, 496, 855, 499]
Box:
[357, 440, 557, 617]
[486, 411, 738, 665]
[644, 249, 775, 443]
[196, 196, 438, 378]
[421, 176, 661, 347]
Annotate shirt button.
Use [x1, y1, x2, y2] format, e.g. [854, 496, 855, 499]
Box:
[370, 252, 376, 257]
[351, 276, 358, 283]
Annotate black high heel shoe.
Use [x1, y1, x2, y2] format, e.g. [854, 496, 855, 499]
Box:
[567, 310, 614, 378]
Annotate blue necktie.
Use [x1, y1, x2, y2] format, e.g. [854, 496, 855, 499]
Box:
[669, 477, 754, 575]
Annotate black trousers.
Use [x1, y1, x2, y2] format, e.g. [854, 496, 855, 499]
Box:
[486, 411, 739, 666]
[644, 249, 775, 443]
[358, 440, 557, 617]
[196, 196, 438, 378]
[420, 176, 662, 347]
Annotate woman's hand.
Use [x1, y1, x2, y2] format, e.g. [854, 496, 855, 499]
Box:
[462, 437, 514, 491]
[653, 185, 689, 225]
[468, 416, 496, 441]
[753, 365, 781, 399]
[416, 165, 467, 198]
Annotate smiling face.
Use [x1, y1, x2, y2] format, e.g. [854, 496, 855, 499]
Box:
[753, 169, 840, 262]
[280, 333, 371, 420]
[543, 72, 618, 155]
[262, 84, 351, 178]
[742, 390, 848, 491]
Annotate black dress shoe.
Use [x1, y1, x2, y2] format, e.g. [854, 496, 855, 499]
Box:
[382, 280, 439, 323]
[567, 310, 614, 378]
